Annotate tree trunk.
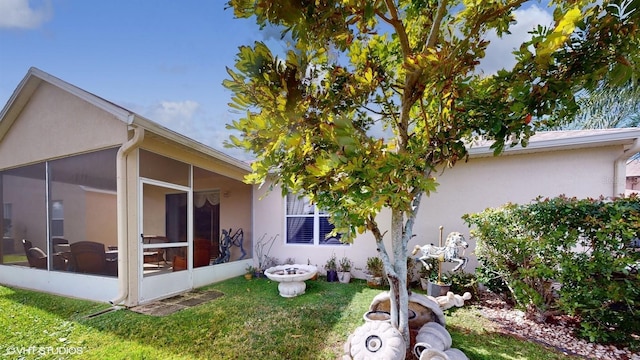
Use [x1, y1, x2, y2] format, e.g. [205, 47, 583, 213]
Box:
[373, 192, 424, 350]
[375, 208, 411, 349]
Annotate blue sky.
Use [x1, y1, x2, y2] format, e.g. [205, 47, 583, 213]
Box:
[0, 0, 552, 160]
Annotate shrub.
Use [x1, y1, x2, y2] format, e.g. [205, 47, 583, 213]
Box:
[464, 195, 640, 348]
[338, 256, 352, 272]
[325, 253, 337, 272]
[474, 264, 511, 298]
[365, 257, 384, 277]
[464, 202, 558, 316]
[446, 270, 479, 299]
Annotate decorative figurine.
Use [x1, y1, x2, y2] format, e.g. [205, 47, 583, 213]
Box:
[412, 230, 469, 272]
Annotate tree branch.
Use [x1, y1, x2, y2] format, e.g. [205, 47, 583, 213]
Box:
[383, 0, 411, 56]
[426, 0, 449, 49]
[466, 0, 528, 41]
[362, 104, 393, 117]
[375, 9, 394, 26]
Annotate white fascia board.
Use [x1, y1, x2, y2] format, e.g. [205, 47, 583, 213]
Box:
[467, 129, 640, 158]
[131, 115, 252, 172]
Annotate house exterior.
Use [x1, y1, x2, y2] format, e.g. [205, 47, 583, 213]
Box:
[253, 128, 640, 277]
[1, 68, 639, 305]
[0, 68, 253, 307]
[626, 158, 640, 194]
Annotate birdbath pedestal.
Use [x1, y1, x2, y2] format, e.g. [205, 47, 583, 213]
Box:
[264, 264, 317, 297]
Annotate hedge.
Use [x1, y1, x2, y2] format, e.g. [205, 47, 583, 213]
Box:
[463, 195, 640, 348]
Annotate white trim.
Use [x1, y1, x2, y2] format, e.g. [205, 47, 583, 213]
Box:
[187, 165, 194, 269]
[139, 177, 191, 193]
[0, 265, 117, 303]
[467, 128, 640, 158]
[138, 178, 192, 303]
[133, 116, 252, 172]
[79, 186, 117, 195]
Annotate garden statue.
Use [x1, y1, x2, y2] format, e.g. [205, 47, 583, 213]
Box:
[429, 291, 472, 311]
[344, 291, 469, 359]
[412, 231, 469, 272]
[213, 228, 246, 264]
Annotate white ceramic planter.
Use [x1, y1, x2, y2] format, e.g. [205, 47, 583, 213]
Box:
[415, 322, 452, 350]
[418, 348, 469, 360]
[348, 320, 405, 360]
[414, 322, 468, 360]
[338, 271, 351, 283]
[363, 310, 391, 322]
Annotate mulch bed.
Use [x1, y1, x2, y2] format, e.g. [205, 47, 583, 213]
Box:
[475, 291, 639, 360]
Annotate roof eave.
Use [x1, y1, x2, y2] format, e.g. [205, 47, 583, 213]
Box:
[1, 67, 251, 173]
[130, 115, 252, 172]
[467, 129, 640, 158]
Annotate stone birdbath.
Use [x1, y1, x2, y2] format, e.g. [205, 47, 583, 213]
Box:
[264, 264, 318, 297]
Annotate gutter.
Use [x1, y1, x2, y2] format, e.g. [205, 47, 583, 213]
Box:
[110, 124, 144, 305]
[613, 137, 640, 196]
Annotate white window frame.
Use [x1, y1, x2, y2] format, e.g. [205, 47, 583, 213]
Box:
[284, 193, 345, 246]
[51, 200, 64, 237]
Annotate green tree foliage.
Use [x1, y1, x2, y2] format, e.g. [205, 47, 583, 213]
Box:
[464, 196, 640, 348]
[223, 0, 640, 346]
[558, 77, 640, 161]
[553, 80, 640, 130]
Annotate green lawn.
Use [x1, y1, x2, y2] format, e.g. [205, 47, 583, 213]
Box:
[2, 254, 27, 264]
[0, 277, 581, 359]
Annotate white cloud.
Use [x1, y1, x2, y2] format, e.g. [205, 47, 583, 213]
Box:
[142, 100, 252, 160]
[148, 100, 200, 127]
[0, 0, 52, 29]
[477, 5, 553, 74]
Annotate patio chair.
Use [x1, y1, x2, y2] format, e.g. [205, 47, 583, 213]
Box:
[22, 239, 66, 270]
[193, 238, 211, 268]
[23, 239, 47, 269]
[52, 237, 70, 253]
[172, 238, 211, 271]
[70, 241, 109, 275]
[142, 235, 168, 267]
[172, 254, 187, 271]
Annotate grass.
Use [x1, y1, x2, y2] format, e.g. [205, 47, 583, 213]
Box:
[0, 277, 583, 360]
[2, 254, 27, 263]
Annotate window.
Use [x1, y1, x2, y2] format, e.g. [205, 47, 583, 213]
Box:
[2, 203, 11, 237]
[50, 200, 64, 237]
[285, 194, 344, 245]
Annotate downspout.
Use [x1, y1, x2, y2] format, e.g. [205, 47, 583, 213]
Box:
[614, 137, 640, 196]
[110, 125, 144, 305]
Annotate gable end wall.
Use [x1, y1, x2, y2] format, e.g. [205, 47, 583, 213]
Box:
[0, 82, 128, 169]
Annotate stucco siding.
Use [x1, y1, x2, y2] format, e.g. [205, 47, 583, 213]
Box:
[253, 145, 625, 276]
[0, 82, 127, 169]
[85, 190, 118, 248]
[412, 145, 622, 270]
